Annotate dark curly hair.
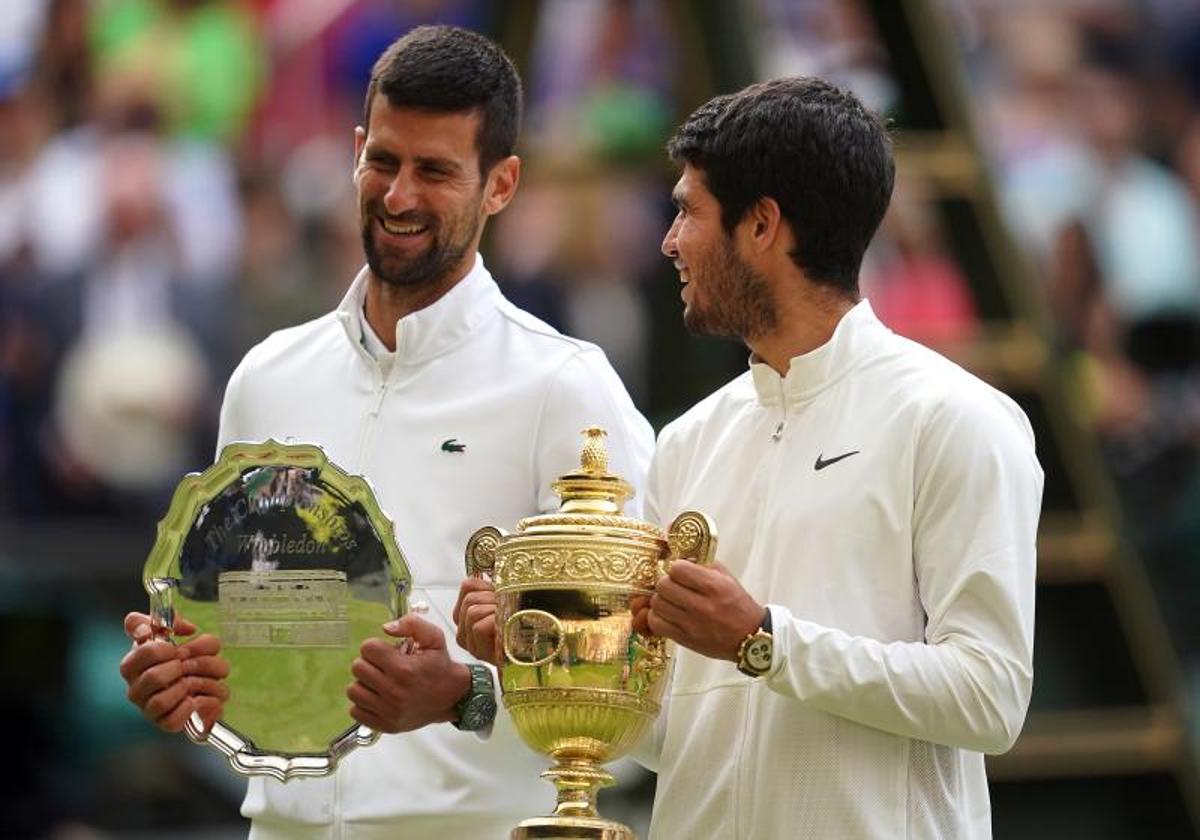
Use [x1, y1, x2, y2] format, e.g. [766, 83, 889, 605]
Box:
[364, 26, 523, 175]
[668, 77, 894, 294]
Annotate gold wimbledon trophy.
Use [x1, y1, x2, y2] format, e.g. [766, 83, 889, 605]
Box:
[466, 427, 716, 840]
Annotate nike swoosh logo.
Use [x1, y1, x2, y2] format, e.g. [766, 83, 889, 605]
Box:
[814, 450, 859, 471]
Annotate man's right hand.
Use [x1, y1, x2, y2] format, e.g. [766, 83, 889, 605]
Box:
[453, 577, 500, 665]
[119, 612, 230, 734]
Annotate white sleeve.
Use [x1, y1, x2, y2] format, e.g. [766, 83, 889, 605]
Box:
[531, 348, 654, 514]
[764, 394, 1042, 754]
[214, 359, 250, 457]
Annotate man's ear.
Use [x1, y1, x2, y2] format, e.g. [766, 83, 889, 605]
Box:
[744, 196, 782, 254]
[483, 155, 521, 216]
[353, 126, 366, 170]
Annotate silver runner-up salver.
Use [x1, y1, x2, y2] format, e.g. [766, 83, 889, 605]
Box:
[142, 440, 412, 781]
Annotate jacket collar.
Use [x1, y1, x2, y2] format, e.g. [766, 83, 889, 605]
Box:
[336, 254, 501, 366]
[749, 299, 887, 407]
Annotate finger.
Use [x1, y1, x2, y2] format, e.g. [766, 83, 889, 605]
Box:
[156, 697, 198, 733]
[457, 598, 495, 644]
[464, 603, 495, 627]
[182, 654, 231, 680]
[119, 641, 181, 684]
[127, 659, 185, 707]
[665, 558, 726, 592]
[654, 575, 706, 613]
[470, 619, 497, 664]
[194, 696, 223, 735]
[460, 590, 497, 618]
[462, 605, 496, 658]
[143, 678, 192, 722]
[185, 676, 230, 701]
[649, 592, 693, 628]
[351, 652, 394, 695]
[647, 609, 687, 642]
[349, 704, 389, 732]
[347, 679, 387, 714]
[383, 614, 445, 651]
[124, 612, 153, 643]
[453, 577, 495, 625]
[178, 634, 221, 660]
[631, 606, 652, 636]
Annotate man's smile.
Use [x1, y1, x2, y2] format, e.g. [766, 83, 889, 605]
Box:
[378, 216, 430, 238]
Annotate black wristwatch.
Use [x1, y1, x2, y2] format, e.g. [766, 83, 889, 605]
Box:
[735, 608, 774, 678]
[452, 663, 498, 731]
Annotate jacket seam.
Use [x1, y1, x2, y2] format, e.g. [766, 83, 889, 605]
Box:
[528, 349, 587, 507]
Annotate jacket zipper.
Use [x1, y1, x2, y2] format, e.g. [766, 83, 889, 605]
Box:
[737, 379, 792, 833]
[771, 378, 788, 441]
[356, 374, 389, 471]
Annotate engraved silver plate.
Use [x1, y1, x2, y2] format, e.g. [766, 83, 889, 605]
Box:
[143, 440, 411, 781]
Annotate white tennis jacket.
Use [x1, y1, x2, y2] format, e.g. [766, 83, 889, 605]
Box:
[644, 301, 1042, 839]
[218, 257, 654, 839]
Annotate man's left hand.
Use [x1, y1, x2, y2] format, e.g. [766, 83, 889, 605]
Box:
[638, 560, 764, 661]
[347, 614, 471, 733]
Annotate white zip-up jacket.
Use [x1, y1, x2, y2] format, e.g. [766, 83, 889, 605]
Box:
[218, 257, 654, 839]
[644, 301, 1042, 839]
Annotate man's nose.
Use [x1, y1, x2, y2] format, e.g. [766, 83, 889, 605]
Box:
[384, 170, 419, 216]
[661, 217, 681, 258]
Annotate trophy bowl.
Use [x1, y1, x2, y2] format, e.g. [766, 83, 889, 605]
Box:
[143, 440, 412, 781]
[466, 427, 715, 840]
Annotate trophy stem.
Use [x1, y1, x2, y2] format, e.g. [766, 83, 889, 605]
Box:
[543, 757, 614, 818]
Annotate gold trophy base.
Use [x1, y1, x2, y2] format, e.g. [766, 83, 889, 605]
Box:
[511, 816, 635, 840]
[509, 758, 637, 839]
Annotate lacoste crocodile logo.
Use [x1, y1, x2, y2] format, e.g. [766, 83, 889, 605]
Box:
[814, 450, 859, 471]
[441, 439, 466, 453]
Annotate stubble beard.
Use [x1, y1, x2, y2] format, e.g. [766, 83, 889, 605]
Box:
[361, 205, 481, 290]
[684, 238, 777, 341]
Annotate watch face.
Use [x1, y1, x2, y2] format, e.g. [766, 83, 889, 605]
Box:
[744, 635, 772, 673]
[459, 694, 498, 731]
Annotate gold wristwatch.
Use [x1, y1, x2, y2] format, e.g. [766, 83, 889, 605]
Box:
[736, 608, 774, 678]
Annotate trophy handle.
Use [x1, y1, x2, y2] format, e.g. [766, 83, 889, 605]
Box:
[666, 511, 718, 567]
[465, 525, 507, 578]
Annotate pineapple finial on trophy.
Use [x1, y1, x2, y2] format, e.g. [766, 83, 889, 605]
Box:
[551, 426, 632, 516]
[579, 426, 609, 475]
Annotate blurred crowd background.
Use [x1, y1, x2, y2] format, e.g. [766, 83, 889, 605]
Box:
[2, 0, 1200, 836]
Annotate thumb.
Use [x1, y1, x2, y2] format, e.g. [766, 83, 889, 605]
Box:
[383, 614, 446, 651]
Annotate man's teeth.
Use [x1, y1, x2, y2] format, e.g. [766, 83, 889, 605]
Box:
[382, 219, 426, 235]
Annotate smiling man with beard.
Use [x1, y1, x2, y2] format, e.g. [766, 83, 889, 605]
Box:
[118, 25, 653, 840]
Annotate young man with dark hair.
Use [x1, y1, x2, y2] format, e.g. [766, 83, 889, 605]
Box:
[639, 76, 1042, 838]
[455, 75, 1042, 837]
[119, 26, 653, 839]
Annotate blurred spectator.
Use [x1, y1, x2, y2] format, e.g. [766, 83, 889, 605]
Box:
[863, 173, 978, 347]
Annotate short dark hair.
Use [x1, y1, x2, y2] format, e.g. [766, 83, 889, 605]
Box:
[364, 25, 523, 175]
[668, 77, 894, 294]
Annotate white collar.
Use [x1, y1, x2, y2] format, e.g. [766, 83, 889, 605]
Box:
[336, 254, 502, 365]
[749, 299, 888, 406]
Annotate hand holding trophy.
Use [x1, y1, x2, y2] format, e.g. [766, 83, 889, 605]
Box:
[465, 426, 716, 840]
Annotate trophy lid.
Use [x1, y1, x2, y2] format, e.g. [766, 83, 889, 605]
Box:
[515, 427, 660, 538]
